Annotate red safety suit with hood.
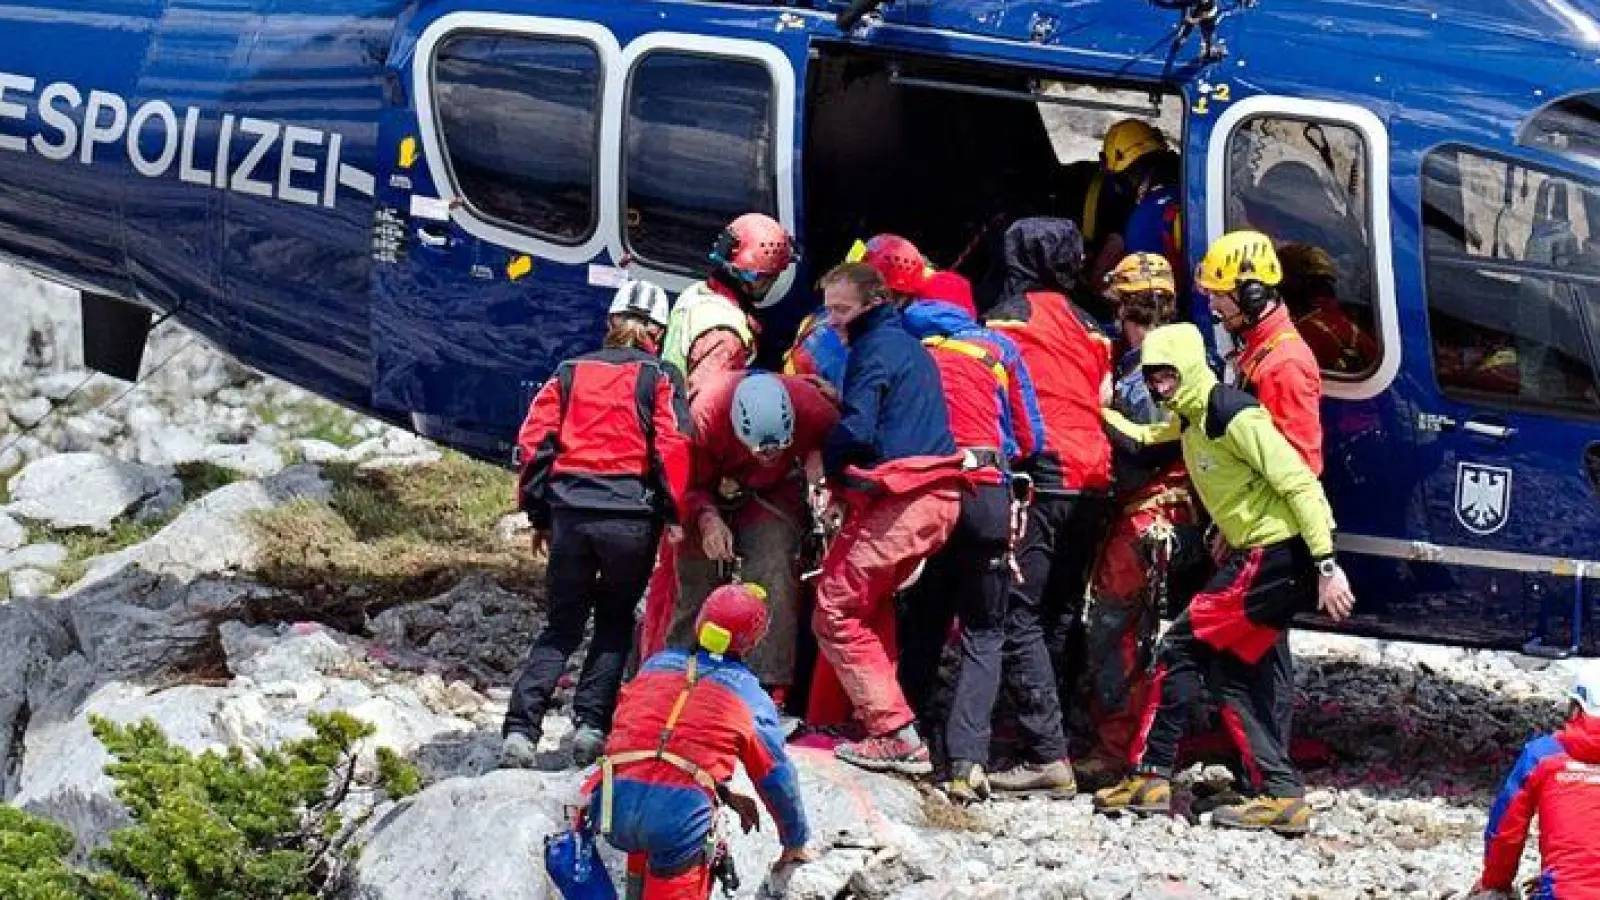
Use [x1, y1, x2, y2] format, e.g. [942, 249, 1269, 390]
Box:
[1481, 712, 1600, 899]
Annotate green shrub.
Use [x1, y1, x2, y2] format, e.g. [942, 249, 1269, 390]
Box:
[0, 711, 421, 899]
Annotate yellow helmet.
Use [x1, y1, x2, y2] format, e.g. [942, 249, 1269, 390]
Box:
[1197, 230, 1283, 293]
[1102, 120, 1167, 174]
[1104, 252, 1176, 298]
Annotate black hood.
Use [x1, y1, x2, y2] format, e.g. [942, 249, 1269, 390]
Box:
[1003, 217, 1085, 296]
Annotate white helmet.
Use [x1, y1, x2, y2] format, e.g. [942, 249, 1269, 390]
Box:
[1570, 666, 1600, 715]
[609, 279, 671, 328]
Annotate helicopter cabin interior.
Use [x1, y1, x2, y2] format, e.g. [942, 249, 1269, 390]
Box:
[799, 46, 1185, 322]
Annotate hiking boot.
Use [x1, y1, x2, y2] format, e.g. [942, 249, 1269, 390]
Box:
[498, 732, 540, 770]
[1092, 773, 1171, 816]
[942, 761, 990, 804]
[1072, 756, 1128, 793]
[988, 760, 1078, 797]
[1211, 796, 1312, 836]
[571, 725, 607, 769]
[835, 735, 933, 776]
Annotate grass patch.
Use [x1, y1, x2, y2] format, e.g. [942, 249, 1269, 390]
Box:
[253, 399, 364, 448]
[25, 516, 171, 589]
[250, 453, 532, 605]
[173, 460, 240, 501]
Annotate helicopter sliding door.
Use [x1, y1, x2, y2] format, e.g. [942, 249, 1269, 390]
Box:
[367, 1, 818, 458]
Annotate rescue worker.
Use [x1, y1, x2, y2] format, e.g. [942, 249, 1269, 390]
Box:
[503, 280, 692, 770]
[1092, 120, 1185, 307]
[586, 583, 815, 899]
[1473, 666, 1600, 899]
[1093, 323, 1355, 835]
[895, 270, 1046, 801]
[662, 212, 797, 399]
[984, 217, 1113, 796]
[645, 213, 796, 672]
[812, 261, 971, 775]
[1202, 231, 1324, 793]
[1076, 253, 1202, 791]
[1275, 242, 1379, 376]
[662, 371, 839, 702]
[783, 234, 931, 391]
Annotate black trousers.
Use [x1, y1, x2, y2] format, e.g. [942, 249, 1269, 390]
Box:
[898, 481, 1012, 768]
[998, 493, 1109, 764]
[504, 509, 661, 739]
[1137, 540, 1315, 797]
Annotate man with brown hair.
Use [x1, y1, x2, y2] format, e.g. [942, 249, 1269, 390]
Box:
[810, 262, 974, 775]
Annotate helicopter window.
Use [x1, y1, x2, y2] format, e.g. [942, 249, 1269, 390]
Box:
[1521, 93, 1600, 172]
[622, 51, 777, 276]
[1424, 147, 1600, 416]
[1225, 116, 1380, 379]
[433, 33, 601, 246]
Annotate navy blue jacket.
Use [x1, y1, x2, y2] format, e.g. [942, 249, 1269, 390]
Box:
[823, 303, 956, 477]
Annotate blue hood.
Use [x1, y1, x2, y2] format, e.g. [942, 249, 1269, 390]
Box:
[901, 300, 976, 339]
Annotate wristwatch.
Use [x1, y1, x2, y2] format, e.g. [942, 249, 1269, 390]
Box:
[1315, 557, 1339, 578]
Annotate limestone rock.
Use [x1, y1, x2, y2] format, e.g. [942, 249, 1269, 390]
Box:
[8, 396, 51, 429]
[72, 464, 330, 588]
[0, 543, 67, 573]
[0, 513, 26, 551]
[203, 442, 286, 478]
[5, 452, 179, 531]
[8, 568, 55, 600]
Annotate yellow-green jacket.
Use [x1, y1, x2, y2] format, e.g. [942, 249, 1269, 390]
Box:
[1105, 323, 1335, 559]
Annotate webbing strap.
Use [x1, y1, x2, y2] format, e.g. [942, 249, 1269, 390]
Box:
[924, 336, 1008, 387]
[597, 655, 716, 838]
[1237, 329, 1300, 390]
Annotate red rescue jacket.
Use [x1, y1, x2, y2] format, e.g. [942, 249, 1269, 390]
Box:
[1234, 305, 1324, 477]
[986, 290, 1113, 494]
[1483, 715, 1600, 898]
[515, 347, 692, 528]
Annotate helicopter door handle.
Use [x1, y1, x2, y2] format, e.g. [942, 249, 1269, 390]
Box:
[415, 225, 449, 249]
[1462, 417, 1516, 441]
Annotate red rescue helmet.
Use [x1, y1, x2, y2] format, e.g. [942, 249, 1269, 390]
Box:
[714, 213, 796, 279]
[920, 271, 976, 318]
[861, 234, 929, 295]
[696, 583, 771, 657]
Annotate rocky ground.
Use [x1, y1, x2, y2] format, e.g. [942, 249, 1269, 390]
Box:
[0, 263, 1570, 899]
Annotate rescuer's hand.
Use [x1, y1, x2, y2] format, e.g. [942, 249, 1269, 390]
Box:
[726, 790, 761, 833]
[1208, 529, 1229, 565]
[1317, 565, 1356, 623]
[528, 530, 549, 558]
[701, 512, 736, 562]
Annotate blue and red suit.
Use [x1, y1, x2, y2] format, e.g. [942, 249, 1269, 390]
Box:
[585, 648, 809, 900]
[1481, 715, 1600, 899]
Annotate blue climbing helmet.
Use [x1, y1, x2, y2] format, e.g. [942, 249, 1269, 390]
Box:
[731, 372, 795, 454]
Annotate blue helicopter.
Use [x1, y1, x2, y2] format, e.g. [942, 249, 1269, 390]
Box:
[0, 0, 1597, 657]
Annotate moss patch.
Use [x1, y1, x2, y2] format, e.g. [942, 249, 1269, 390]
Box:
[31, 517, 171, 588]
[250, 453, 534, 605]
[173, 461, 240, 501]
[253, 399, 364, 449]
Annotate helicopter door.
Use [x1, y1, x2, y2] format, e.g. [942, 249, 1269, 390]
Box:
[1205, 95, 1410, 621]
[368, 1, 817, 458]
[1407, 147, 1600, 655]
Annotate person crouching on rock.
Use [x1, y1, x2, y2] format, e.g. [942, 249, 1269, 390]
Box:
[587, 583, 815, 899]
[1092, 323, 1355, 836]
[1472, 666, 1600, 899]
[501, 279, 693, 771]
